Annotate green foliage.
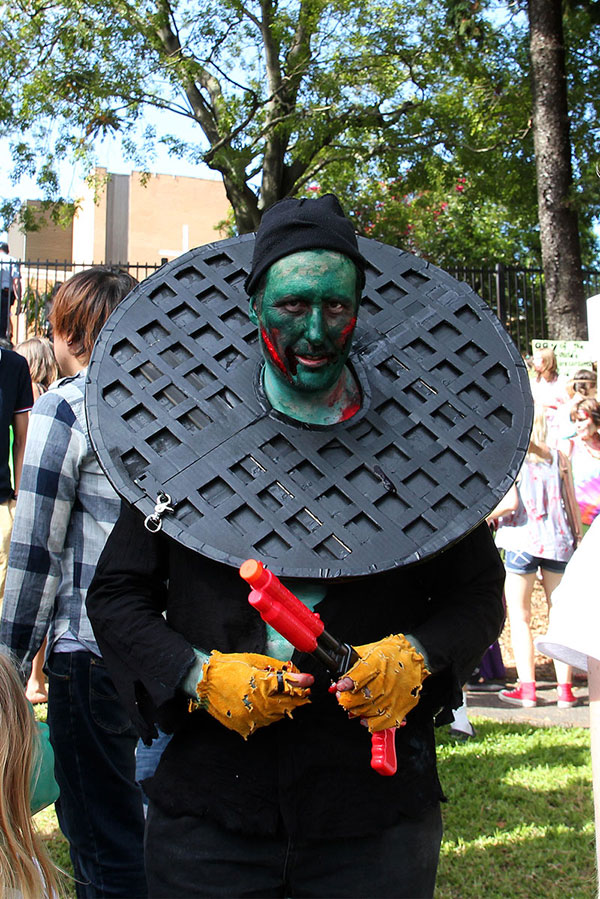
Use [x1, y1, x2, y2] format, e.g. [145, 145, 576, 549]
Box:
[0, 0, 598, 264]
[22, 283, 53, 334]
[310, 173, 541, 267]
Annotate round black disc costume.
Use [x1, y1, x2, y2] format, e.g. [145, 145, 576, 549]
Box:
[86, 233, 532, 578]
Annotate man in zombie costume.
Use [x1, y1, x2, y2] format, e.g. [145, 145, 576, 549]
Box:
[86, 196, 506, 898]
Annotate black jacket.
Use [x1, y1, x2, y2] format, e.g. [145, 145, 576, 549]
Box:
[87, 502, 504, 837]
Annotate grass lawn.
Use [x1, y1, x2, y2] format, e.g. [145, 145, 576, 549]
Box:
[35, 716, 595, 898]
[436, 719, 595, 898]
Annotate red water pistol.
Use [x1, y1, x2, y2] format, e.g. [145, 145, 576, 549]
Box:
[239, 558, 397, 776]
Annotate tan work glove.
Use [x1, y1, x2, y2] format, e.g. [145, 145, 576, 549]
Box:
[194, 651, 311, 739]
[336, 634, 429, 733]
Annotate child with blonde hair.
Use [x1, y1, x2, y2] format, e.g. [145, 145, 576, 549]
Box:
[0, 651, 61, 898]
[15, 338, 58, 402]
[530, 346, 569, 447]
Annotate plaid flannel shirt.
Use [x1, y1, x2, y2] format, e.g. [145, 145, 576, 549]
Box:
[0, 370, 121, 680]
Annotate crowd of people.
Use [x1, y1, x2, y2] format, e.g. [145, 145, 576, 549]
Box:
[0, 213, 597, 897]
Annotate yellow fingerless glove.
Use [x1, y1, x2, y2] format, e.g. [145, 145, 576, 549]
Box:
[193, 651, 311, 739]
[336, 634, 429, 733]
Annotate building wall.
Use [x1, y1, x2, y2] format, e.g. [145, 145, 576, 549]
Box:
[8, 202, 73, 263]
[105, 173, 130, 264]
[72, 176, 101, 266]
[15, 169, 231, 266]
[127, 172, 230, 264]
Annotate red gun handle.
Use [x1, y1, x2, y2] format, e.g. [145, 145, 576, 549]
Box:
[371, 728, 397, 776]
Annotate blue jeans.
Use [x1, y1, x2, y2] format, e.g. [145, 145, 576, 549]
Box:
[46, 651, 147, 898]
[136, 729, 172, 811]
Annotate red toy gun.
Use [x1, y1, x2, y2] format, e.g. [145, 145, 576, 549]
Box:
[239, 558, 397, 776]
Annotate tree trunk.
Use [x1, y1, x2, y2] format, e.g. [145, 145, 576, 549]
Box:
[528, 0, 586, 339]
[221, 176, 262, 234]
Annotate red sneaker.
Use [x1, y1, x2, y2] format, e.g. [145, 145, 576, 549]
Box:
[557, 684, 577, 708]
[499, 684, 537, 708]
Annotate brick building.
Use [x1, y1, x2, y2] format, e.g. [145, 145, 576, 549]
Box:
[8, 168, 231, 265]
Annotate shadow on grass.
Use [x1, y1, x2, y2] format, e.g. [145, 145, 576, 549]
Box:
[436, 830, 596, 899]
[435, 720, 594, 899]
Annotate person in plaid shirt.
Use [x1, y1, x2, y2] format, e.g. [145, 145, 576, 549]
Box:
[0, 268, 147, 899]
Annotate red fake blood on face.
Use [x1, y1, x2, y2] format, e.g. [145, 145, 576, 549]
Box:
[261, 327, 290, 379]
[339, 316, 357, 345]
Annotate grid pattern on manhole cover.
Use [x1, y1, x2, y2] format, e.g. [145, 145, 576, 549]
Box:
[87, 234, 532, 577]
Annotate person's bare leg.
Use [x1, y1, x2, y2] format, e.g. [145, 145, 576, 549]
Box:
[589, 656, 600, 895]
[542, 570, 573, 687]
[504, 571, 536, 682]
[26, 638, 48, 703]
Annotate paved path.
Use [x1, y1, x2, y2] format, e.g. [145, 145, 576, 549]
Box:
[466, 680, 590, 728]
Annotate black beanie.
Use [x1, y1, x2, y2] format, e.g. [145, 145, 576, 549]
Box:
[244, 194, 367, 296]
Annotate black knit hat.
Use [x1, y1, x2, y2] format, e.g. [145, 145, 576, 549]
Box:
[244, 194, 366, 296]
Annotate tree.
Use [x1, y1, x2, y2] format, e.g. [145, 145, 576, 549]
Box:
[310, 1, 540, 265]
[1, 0, 598, 304]
[0, 0, 465, 234]
[527, 0, 586, 338]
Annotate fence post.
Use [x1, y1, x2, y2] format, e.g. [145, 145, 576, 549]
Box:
[495, 262, 506, 326]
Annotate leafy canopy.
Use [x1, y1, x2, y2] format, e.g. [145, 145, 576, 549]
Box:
[0, 0, 598, 265]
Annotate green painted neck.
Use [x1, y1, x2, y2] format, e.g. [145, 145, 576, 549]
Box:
[263, 363, 361, 425]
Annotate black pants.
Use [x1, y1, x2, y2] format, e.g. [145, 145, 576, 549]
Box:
[145, 801, 442, 898]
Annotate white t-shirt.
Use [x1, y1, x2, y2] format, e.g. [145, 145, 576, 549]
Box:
[0, 250, 20, 292]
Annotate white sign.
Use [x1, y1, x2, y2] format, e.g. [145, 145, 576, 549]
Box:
[531, 338, 594, 379]
[587, 294, 600, 356]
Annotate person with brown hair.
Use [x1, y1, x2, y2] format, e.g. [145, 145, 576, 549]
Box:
[570, 368, 597, 400]
[0, 268, 147, 898]
[0, 651, 63, 898]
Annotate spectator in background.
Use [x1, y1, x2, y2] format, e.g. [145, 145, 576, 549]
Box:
[0, 652, 63, 898]
[570, 368, 597, 400]
[561, 397, 600, 534]
[492, 408, 581, 709]
[0, 242, 21, 341]
[530, 347, 569, 447]
[0, 345, 33, 604]
[0, 268, 147, 898]
[15, 337, 59, 402]
[560, 369, 598, 440]
[14, 336, 59, 702]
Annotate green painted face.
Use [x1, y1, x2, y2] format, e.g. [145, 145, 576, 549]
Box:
[249, 250, 359, 400]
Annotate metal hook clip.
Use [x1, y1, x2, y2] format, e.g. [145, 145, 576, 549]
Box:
[144, 492, 174, 533]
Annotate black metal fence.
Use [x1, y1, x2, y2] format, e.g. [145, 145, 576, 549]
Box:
[5, 260, 164, 344]
[6, 258, 600, 356]
[448, 262, 600, 356]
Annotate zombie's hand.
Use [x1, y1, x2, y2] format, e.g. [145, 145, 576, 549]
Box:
[335, 634, 429, 732]
[194, 651, 312, 739]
